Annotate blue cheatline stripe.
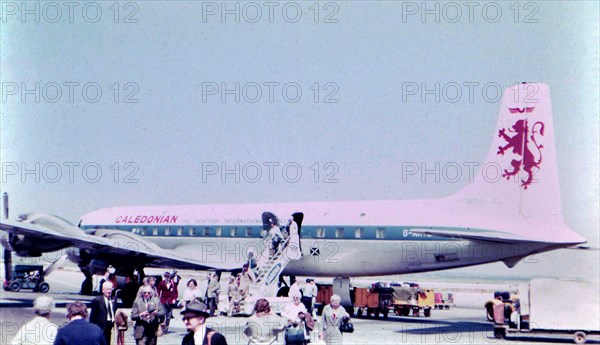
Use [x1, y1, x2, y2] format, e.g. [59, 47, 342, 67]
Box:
[80, 224, 466, 241]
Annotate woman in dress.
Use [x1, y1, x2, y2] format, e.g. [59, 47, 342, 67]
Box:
[320, 294, 350, 345]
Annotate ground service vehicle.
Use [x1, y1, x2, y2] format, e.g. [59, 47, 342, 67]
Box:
[391, 284, 434, 317]
[5, 265, 50, 293]
[353, 283, 394, 319]
[493, 279, 599, 344]
[434, 292, 454, 309]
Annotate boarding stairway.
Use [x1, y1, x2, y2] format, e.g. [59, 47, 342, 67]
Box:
[236, 235, 301, 314]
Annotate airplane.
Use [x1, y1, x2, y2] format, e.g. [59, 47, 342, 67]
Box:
[0, 83, 586, 307]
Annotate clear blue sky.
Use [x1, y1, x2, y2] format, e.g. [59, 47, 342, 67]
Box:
[1, 1, 598, 279]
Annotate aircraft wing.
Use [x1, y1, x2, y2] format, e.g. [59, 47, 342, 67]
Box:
[0, 216, 234, 271]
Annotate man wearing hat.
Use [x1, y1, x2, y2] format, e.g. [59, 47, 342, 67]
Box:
[182, 301, 228, 345]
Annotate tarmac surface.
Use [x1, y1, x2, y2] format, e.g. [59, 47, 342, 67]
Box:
[1, 268, 599, 345]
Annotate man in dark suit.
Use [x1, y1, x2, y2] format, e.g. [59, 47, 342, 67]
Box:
[181, 301, 227, 345]
[90, 281, 116, 345]
[54, 301, 106, 345]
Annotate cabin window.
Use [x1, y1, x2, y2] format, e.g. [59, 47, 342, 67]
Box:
[376, 228, 386, 239]
[230, 227, 237, 237]
[132, 228, 141, 234]
[335, 228, 345, 238]
[355, 227, 364, 238]
[188, 227, 195, 236]
[216, 227, 223, 236]
[245, 227, 253, 237]
[177, 227, 183, 236]
[316, 228, 325, 238]
[140, 228, 146, 236]
[152, 227, 158, 236]
[203, 227, 210, 236]
[164, 227, 171, 236]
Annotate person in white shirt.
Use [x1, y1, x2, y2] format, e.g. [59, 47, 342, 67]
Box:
[269, 220, 283, 256]
[301, 278, 317, 314]
[179, 279, 202, 310]
[12, 296, 57, 345]
[282, 296, 308, 322]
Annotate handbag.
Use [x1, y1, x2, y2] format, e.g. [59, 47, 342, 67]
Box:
[339, 319, 354, 333]
[285, 325, 306, 342]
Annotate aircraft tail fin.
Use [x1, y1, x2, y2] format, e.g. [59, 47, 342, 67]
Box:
[451, 83, 562, 218]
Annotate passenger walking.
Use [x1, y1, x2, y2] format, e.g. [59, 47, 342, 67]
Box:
[90, 281, 116, 345]
[136, 276, 158, 298]
[181, 301, 228, 345]
[243, 298, 288, 345]
[12, 296, 57, 345]
[179, 279, 202, 310]
[157, 271, 178, 333]
[54, 301, 106, 345]
[206, 273, 220, 317]
[269, 220, 283, 256]
[227, 276, 238, 317]
[197, 273, 210, 303]
[300, 278, 317, 315]
[320, 294, 350, 345]
[131, 286, 165, 345]
[282, 296, 310, 345]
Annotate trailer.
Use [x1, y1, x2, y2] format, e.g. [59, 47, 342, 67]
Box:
[391, 284, 434, 317]
[493, 279, 600, 344]
[353, 285, 394, 319]
[434, 292, 454, 309]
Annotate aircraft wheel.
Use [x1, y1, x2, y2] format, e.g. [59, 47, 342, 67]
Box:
[493, 327, 506, 339]
[10, 281, 21, 292]
[39, 283, 50, 293]
[486, 305, 495, 322]
[383, 309, 389, 319]
[412, 308, 419, 317]
[573, 331, 587, 344]
[355, 308, 363, 318]
[424, 308, 431, 317]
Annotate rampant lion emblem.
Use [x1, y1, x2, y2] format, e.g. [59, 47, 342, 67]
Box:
[497, 118, 545, 189]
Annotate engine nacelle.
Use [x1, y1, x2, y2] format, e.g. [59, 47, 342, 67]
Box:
[7, 233, 67, 257]
[89, 259, 109, 275]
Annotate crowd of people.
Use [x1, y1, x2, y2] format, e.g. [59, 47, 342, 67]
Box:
[12, 276, 351, 345]
[11, 219, 351, 345]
